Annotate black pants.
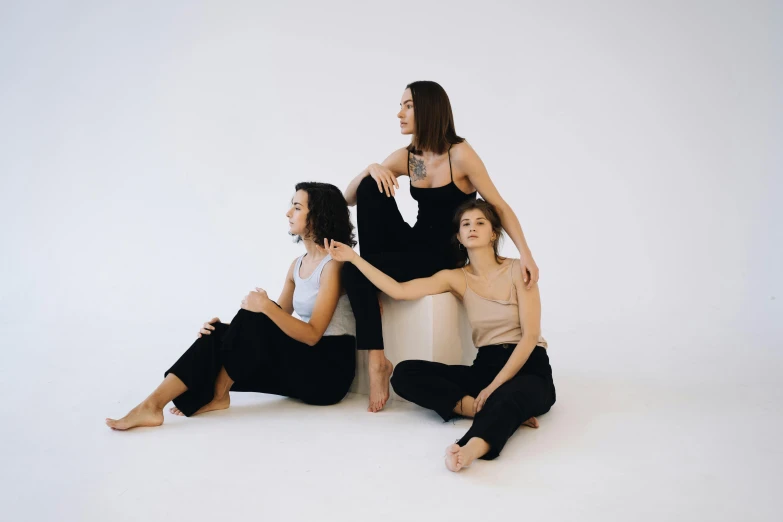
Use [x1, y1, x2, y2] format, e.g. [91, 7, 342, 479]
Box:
[391, 345, 556, 460]
[165, 309, 356, 416]
[343, 176, 456, 350]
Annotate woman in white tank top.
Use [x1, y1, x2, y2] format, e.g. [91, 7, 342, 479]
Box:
[107, 182, 357, 430]
[329, 198, 555, 472]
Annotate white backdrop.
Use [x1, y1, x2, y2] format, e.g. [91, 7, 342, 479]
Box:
[1, 2, 782, 520]
[2, 1, 779, 341]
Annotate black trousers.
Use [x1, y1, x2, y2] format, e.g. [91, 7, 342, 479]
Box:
[165, 309, 356, 416]
[343, 176, 456, 350]
[390, 345, 556, 460]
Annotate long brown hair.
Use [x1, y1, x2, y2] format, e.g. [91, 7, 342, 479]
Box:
[452, 198, 506, 268]
[405, 81, 465, 155]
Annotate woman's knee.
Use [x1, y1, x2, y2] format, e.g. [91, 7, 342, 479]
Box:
[357, 174, 381, 202]
[389, 360, 419, 393]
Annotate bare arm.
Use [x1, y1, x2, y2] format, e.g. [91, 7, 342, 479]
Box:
[262, 260, 343, 346]
[354, 256, 459, 299]
[454, 141, 539, 287]
[344, 148, 409, 206]
[489, 260, 542, 387]
[276, 259, 297, 315]
[327, 239, 459, 300]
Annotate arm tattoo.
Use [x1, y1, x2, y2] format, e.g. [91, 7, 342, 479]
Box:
[409, 155, 427, 181]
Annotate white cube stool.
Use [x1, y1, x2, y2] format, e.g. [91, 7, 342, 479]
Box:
[350, 292, 477, 402]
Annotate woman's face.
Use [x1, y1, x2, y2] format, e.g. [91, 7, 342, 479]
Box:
[397, 88, 415, 136]
[457, 209, 496, 249]
[286, 190, 310, 238]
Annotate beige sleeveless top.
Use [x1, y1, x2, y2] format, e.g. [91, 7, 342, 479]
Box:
[461, 259, 548, 349]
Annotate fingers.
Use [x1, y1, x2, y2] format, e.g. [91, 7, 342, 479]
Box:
[384, 174, 396, 196]
[525, 266, 539, 290]
[474, 392, 488, 414]
[199, 319, 217, 337]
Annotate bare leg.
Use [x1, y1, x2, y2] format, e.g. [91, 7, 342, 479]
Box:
[367, 350, 393, 413]
[170, 367, 233, 416]
[106, 373, 187, 430]
[453, 396, 538, 427]
[444, 437, 490, 472]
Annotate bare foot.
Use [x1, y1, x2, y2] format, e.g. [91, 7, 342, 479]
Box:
[444, 443, 474, 472]
[170, 394, 230, 417]
[444, 438, 489, 473]
[368, 354, 393, 413]
[106, 402, 164, 431]
[523, 416, 539, 429]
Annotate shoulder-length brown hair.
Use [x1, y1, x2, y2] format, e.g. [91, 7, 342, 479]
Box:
[451, 198, 506, 268]
[405, 81, 465, 155]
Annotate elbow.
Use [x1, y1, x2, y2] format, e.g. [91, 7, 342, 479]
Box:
[306, 328, 324, 347]
[494, 200, 512, 217]
[523, 331, 541, 343]
[389, 290, 412, 301]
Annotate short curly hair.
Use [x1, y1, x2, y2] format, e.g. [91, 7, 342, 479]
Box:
[292, 182, 357, 247]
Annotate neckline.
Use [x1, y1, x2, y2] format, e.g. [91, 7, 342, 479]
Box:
[297, 253, 331, 281]
[464, 284, 515, 304]
[410, 180, 477, 195]
[408, 145, 476, 195]
[462, 260, 515, 302]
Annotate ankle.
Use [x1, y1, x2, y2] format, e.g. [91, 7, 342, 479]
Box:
[464, 437, 489, 459]
[140, 398, 164, 412]
[368, 353, 390, 370]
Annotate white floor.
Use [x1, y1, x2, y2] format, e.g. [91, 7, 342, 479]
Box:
[2, 322, 781, 522]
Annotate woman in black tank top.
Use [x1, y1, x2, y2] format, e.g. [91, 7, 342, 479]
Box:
[342, 81, 540, 412]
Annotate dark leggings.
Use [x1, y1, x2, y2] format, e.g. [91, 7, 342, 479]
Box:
[165, 309, 356, 416]
[343, 176, 455, 350]
[391, 345, 556, 460]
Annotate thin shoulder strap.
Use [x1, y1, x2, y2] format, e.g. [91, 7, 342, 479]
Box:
[407, 149, 411, 177]
[448, 144, 453, 182]
[461, 266, 470, 293]
[311, 254, 332, 285]
[509, 259, 517, 290]
[293, 254, 305, 280]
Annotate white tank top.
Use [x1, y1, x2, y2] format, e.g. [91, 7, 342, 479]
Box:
[292, 254, 356, 337]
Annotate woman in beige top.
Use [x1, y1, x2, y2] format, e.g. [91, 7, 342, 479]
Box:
[328, 199, 555, 472]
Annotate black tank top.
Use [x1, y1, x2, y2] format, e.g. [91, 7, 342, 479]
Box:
[408, 146, 477, 246]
